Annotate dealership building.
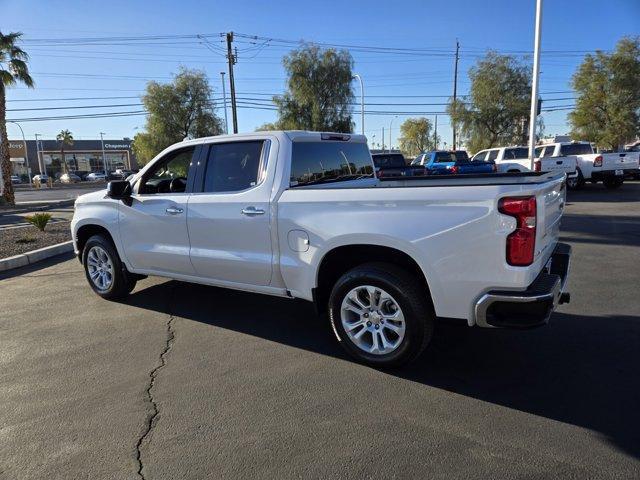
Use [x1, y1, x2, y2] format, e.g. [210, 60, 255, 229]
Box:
[8, 138, 138, 179]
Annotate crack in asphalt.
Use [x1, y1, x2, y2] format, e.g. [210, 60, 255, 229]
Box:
[134, 289, 176, 480]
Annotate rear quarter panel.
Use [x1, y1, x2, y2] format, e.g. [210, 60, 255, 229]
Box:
[277, 180, 563, 322]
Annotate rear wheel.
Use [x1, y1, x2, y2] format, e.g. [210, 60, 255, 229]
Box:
[83, 234, 137, 299]
[567, 169, 585, 190]
[328, 263, 434, 368]
[603, 176, 624, 189]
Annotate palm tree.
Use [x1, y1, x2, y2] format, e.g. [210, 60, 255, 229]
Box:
[0, 31, 33, 205]
[56, 129, 74, 174]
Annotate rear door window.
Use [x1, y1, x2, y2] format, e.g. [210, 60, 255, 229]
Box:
[202, 141, 266, 193]
[487, 150, 499, 161]
[473, 151, 487, 161]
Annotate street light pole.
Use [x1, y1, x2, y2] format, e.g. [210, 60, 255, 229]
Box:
[389, 115, 398, 152]
[354, 74, 364, 135]
[528, 0, 543, 170]
[34, 133, 43, 175]
[7, 121, 32, 188]
[100, 132, 107, 176]
[220, 71, 229, 134]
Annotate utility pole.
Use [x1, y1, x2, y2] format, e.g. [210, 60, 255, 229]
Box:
[220, 71, 229, 134]
[226, 32, 238, 134]
[382, 127, 385, 152]
[452, 39, 460, 151]
[434, 115, 438, 150]
[528, 0, 543, 170]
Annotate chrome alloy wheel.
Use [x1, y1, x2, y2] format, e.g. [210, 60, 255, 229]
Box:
[340, 285, 406, 355]
[86, 245, 114, 291]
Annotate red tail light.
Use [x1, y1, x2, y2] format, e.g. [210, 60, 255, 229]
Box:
[593, 155, 603, 167]
[498, 196, 537, 266]
[492, 163, 497, 172]
[533, 160, 541, 172]
[450, 165, 459, 174]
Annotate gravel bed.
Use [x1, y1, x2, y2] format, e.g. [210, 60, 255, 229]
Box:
[0, 222, 72, 258]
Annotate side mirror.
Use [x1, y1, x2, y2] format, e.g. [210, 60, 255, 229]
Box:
[106, 180, 132, 202]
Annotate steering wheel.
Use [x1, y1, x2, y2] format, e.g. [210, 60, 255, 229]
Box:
[169, 177, 187, 193]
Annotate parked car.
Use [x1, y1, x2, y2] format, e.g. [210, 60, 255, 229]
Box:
[32, 174, 49, 183]
[86, 172, 107, 182]
[623, 144, 640, 179]
[10, 175, 22, 184]
[72, 131, 571, 367]
[60, 172, 81, 183]
[534, 141, 640, 189]
[470, 146, 578, 187]
[371, 153, 425, 177]
[412, 150, 496, 174]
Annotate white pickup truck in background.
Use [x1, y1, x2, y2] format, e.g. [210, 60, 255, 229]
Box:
[71, 131, 571, 367]
[471, 146, 578, 187]
[535, 140, 640, 189]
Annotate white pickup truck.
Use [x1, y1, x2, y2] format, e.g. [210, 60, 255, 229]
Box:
[471, 146, 579, 187]
[534, 141, 640, 189]
[71, 131, 571, 367]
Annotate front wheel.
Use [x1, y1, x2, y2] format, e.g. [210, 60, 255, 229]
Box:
[83, 234, 137, 299]
[328, 263, 434, 368]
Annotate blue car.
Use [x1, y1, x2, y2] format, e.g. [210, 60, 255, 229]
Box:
[411, 150, 496, 175]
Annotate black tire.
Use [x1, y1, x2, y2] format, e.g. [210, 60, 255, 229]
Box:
[82, 234, 137, 299]
[603, 176, 624, 189]
[567, 169, 585, 190]
[328, 262, 435, 368]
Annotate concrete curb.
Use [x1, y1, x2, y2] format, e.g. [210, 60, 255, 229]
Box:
[0, 241, 74, 272]
[0, 199, 75, 216]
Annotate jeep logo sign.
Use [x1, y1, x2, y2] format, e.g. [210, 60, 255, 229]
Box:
[8, 141, 26, 157]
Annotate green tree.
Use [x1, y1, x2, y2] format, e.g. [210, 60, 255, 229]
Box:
[448, 51, 531, 153]
[56, 129, 73, 174]
[270, 45, 354, 132]
[569, 37, 640, 150]
[398, 117, 438, 157]
[0, 31, 33, 205]
[133, 68, 223, 165]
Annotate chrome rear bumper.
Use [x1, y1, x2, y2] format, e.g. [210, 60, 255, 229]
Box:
[475, 243, 571, 328]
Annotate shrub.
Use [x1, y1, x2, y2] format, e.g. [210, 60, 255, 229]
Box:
[16, 236, 37, 244]
[25, 212, 52, 231]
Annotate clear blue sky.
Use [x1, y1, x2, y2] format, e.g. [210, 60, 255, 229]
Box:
[2, 0, 639, 148]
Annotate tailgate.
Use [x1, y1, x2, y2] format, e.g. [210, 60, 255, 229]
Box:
[541, 157, 576, 175]
[536, 177, 566, 262]
[602, 152, 639, 170]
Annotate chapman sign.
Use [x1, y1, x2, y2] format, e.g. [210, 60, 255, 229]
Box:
[104, 143, 131, 150]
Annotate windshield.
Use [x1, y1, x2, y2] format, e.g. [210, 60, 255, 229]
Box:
[290, 141, 374, 187]
[560, 143, 593, 156]
[453, 151, 469, 161]
[372, 154, 406, 168]
[503, 148, 529, 159]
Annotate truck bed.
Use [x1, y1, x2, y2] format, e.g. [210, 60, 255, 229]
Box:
[294, 171, 565, 189]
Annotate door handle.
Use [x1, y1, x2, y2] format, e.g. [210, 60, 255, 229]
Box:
[241, 206, 265, 216]
[165, 206, 184, 215]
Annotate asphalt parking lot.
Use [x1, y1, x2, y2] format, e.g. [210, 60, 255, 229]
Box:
[1, 182, 639, 479]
